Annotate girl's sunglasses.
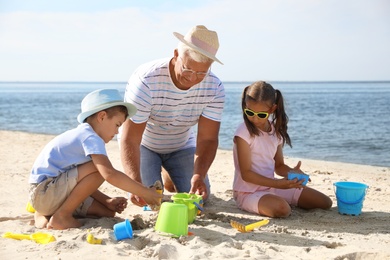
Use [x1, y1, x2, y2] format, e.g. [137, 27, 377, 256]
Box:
[244, 108, 269, 119]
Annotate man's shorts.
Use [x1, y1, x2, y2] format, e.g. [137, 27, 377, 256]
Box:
[29, 167, 93, 217]
[234, 187, 303, 214]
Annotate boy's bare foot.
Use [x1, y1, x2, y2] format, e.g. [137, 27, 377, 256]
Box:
[47, 212, 82, 230]
[34, 211, 50, 229]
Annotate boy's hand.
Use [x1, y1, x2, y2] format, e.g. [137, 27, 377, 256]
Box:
[143, 187, 163, 208]
[130, 194, 147, 207]
[106, 197, 128, 213]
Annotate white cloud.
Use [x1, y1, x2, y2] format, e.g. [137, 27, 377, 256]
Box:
[0, 0, 389, 81]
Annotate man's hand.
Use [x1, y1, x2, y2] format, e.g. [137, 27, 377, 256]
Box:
[190, 174, 208, 200]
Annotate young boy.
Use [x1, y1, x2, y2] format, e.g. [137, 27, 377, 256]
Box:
[29, 89, 162, 230]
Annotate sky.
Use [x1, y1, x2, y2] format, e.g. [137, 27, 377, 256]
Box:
[0, 0, 389, 82]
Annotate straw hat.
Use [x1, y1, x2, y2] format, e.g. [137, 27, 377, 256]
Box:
[77, 89, 137, 123]
[173, 25, 223, 65]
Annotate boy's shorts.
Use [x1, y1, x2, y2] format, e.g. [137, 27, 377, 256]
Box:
[234, 187, 303, 214]
[29, 167, 93, 217]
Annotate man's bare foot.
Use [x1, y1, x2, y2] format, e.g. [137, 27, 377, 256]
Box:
[162, 168, 176, 192]
[34, 211, 50, 229]
[47, 212, 82, 230]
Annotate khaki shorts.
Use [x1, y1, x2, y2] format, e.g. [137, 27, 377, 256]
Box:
[29, 167, 93, 217]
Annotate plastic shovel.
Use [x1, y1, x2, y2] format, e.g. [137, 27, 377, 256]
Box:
[87, 233, 102, 244]
[2, 232, 56, 244]
[230, 219, 269, 233]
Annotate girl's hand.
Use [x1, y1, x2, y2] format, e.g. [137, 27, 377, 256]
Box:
[290, 161, 311, 182]
[277, 178, 305, 189]
[292, 161, 305, 174]
[106, 197, 128, 213]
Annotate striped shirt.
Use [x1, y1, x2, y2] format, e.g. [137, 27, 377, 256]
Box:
[123, 58, 225, 154]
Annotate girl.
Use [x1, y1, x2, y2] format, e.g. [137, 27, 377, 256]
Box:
[233, 81, 332, 218]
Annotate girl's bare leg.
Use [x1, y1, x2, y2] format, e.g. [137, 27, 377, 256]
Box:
[298, 187, 332, 210]
[258, 194, 291, 218]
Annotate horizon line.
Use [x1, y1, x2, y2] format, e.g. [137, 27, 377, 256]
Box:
[1, 80, 390, 84]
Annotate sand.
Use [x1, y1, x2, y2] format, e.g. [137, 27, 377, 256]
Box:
[0, 130, 389, 260]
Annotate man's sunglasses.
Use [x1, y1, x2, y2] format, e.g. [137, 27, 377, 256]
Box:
[244, 108, 269, 119]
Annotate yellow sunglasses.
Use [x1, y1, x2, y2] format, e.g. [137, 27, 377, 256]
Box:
[244, 108, 269, 119]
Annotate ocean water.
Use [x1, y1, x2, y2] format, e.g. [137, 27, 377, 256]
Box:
[1, 81, 389, 167]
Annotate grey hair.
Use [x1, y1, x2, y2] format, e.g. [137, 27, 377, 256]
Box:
[177, 42, 214, 63]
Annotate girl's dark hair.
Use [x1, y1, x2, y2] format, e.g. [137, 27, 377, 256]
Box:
[241, 81, 292, 147]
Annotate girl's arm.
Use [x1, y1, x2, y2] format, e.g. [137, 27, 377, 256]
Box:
[236, 137, 303, 189]
[274, 144, 304, 177]
[274, 144, 292, 177]
[236, 136, 278, 187]
[90, 154, 162, 206]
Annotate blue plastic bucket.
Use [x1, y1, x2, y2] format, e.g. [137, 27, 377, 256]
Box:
[334, 182, 368, 215]
[113, 219, 133, 240]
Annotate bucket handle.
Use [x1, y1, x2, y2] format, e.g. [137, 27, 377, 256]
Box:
[193, 202, 204, 212]
[335, 194, 366, 205]
[333, 186, 368, 205]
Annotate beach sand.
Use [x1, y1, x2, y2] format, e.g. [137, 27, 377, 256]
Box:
[0, 130, 389, 259]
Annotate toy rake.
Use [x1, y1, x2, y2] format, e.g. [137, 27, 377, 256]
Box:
[230, 219, 269, 233]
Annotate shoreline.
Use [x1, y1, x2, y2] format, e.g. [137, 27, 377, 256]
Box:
[1, 129, 388, 168]
[0, 130, 389, 259]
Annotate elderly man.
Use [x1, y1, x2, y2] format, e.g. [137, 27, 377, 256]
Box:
[119, 25, 225, 206]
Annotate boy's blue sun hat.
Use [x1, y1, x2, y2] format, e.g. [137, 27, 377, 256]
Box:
[77, 89, 137, 124]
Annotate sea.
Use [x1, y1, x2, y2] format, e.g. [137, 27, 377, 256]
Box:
[1, 81, 389, 167]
